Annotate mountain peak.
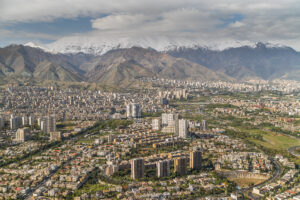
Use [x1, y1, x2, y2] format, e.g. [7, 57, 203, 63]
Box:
[24, 42, 51, 52]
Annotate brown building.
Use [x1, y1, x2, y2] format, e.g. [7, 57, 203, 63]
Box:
[174, 157, 187, 176]
[190, 150, 202, 170]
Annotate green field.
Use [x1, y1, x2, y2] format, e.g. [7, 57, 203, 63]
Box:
[246, 130, 300, 165]
[249, 131, 300, 151]
[225, 125, 300, 165]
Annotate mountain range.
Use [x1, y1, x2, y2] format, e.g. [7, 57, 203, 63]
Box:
[0, 42, 299, 87]
[168, 42, 300, 80]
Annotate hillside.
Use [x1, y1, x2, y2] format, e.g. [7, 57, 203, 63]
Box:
[1, 43, 300, 86]
[167, 43, 300, 80]
[0, 45, 88, 82]
[86, 47, 233, 86]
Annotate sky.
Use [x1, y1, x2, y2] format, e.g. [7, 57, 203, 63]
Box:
[0, 0, 300, 50]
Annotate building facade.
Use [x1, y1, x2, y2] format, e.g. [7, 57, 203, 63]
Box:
[131, 158, 145, 179]
[157, 160, 170, 178]
[15, 128, 30, 142]
[41, 115, 56, 134]
[127, 103, 142, 118]
[174, 157, 187, 176]
[190, 150, 202, 170]
[10, 115, 22, 130]
[0, 116, 4, 130]
[178, 119, 188, 138]
[152, 118, 161, 131]
[50, 131, 61, 142]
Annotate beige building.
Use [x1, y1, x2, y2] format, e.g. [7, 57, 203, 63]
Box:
[152, 118, 161, 131]
[50, 131, 61, 141]
[15, 127, 30, 142]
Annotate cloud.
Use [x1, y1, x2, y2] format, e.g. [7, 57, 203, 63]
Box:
[0, 0, 199, 23]
[1, 0, 300, 50]
[229, 21, 245, 28]
[91, 14, 148, 30]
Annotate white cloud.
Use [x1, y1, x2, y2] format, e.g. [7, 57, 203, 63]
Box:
[91, 14, 148, 30]
[229, 21, 245, 28]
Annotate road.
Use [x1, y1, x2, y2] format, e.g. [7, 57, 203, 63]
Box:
[239, 159, 282, 200]
[23, 154, 81, 200]
[288, 145, 300, 157]
[22, 126, 98, 199]
[23, 125, 102, 200]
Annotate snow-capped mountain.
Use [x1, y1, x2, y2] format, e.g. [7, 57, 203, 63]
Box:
[27, 35, 278, 55]
[24, 42, 52, 53]
[45, 36, 205, 55]
[24, 34, 291, 56]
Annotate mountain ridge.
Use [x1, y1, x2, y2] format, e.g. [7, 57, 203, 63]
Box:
[86, 47, 234, 86]
[167, 42, 300, 80]
[0, 45, 233, 86]
[0, 43, 300, 86]
[24, 40, 295, 56]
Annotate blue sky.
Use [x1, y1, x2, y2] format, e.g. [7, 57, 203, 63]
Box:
[0, 17, 95, 46]
[6, 17, 94, 36]
[219, 14, 245, 28]
[0, 0, 300, 50]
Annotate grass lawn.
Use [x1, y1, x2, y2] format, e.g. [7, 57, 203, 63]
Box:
[73, 183, 112, 197]
[56, 121, 76, 131]
[249, 131, 300, 151]
[246, 130, 300, 165]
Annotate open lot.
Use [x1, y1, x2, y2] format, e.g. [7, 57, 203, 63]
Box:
[227, 177, 267, 188]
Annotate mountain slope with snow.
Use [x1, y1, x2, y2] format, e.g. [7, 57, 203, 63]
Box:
[167, 42, 300, 80]
[41, 36, 265, 55]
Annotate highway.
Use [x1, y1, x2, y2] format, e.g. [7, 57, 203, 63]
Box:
[240, 159, 282, 200]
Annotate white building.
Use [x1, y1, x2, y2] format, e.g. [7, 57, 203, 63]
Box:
[152, 118, 161, 131]
[28, 116, 35, 126]
[10, 115, 22, 130]
[126, 103, 142, 118]
[202, 120, 207, 131]
[22, 116, 28, 126]
[161, 113, 175, 126]
[178, 119, 188, 138]
[41, 115, 56, 133]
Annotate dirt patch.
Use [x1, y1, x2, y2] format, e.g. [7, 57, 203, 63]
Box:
[227, 178, 267, 188]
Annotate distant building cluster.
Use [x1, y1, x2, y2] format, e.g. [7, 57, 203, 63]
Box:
[130, 150, 202, 180]
[151, 113, 208, 138]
